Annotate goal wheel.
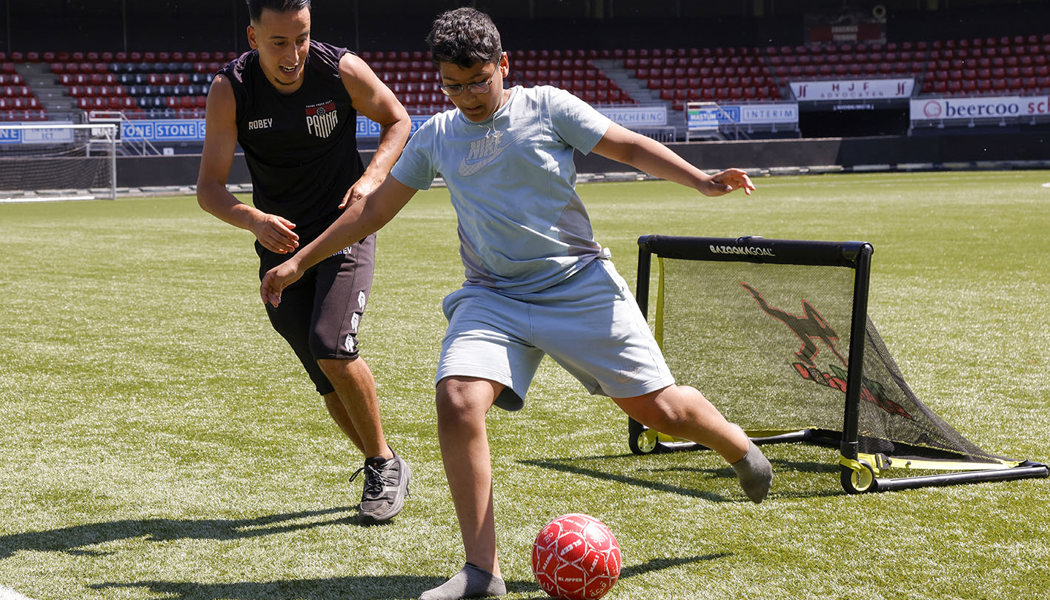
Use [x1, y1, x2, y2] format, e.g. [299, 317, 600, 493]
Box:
[840, 462, 877, 494]
[628, 418, 659, 454]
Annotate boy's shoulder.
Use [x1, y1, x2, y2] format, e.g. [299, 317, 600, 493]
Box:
[417, 105, 459, 133]
[516, 84, 570, 101]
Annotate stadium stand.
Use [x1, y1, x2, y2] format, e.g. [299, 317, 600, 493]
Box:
[761, 33, 1050, 98]
[0, 60, 46, 121]
[359, 50, 451, 115]
[1, 33, 1048, 122]
[360, 48, 635, 114]
[43, 50, 237, 119]
[624, 47, 781, 111]
[502, 49, 637, 108]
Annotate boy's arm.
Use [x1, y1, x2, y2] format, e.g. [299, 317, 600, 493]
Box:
[338, 53, 412, 208]
[260, 176, 417, 307]
[196, 75, 300, 254]
[591, 122, 755, 197]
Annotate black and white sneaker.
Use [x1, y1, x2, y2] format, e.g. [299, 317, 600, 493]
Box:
[350, 451, 410, 524]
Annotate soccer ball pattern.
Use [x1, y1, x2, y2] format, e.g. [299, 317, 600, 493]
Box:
[532, 513, 622, 600]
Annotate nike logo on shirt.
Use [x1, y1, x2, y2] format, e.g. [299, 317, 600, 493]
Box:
[459, 129, 518, 176]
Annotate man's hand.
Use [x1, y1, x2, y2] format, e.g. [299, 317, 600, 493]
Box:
[704, 168, 756, 197]
[260, 257, 304, 307]
[250, 213, 299, 254]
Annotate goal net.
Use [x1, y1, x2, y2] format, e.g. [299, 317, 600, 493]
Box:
[631, 234, 1048, 493]
[0, 122, 117, 202]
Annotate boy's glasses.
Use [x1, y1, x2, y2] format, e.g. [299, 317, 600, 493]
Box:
[439, 76, 495, 96]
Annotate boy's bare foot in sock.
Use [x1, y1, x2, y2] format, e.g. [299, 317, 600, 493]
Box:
[419, 563, 506, 600]
[731, 440, 773, 503]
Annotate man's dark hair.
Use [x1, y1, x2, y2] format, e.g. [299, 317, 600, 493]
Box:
[246, 0, 311, 22]
[425, 7, 503, 68]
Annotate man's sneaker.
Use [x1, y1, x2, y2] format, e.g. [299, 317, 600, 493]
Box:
[350, 452, 410, 524]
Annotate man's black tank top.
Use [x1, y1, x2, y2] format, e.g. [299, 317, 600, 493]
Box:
[220, 40, 365, 252]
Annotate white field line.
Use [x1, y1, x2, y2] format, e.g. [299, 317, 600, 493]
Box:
[0, 195, 96, 203]
[0, 586, 36, 600]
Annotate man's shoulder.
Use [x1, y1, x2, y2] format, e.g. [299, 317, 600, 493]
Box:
[308, 40, 348, 71]
[217, 50, 258, 90]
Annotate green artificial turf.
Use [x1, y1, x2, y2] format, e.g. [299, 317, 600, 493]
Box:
[1, 170, 1047, 599]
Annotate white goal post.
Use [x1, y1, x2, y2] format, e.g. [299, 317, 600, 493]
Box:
[0, 122, 118, 202]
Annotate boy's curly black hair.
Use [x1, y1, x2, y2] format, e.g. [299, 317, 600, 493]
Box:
[425, 7, 503, 68]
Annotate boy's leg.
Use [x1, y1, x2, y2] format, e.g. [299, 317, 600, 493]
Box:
[420, 376, 508, 600]
[613, 384, 772, 503]
[613, 383, 747, 460]
[424, 285, 542, 598]
[420, 563, 505, 600]
[435, 376, 502, 576]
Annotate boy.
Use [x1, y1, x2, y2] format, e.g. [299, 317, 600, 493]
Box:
[197, 0, 411, 523]
[261, 7, 771, 598]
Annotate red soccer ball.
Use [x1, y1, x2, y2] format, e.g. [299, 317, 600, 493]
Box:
[532, 513, 622, 600]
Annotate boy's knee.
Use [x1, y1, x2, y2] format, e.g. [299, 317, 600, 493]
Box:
[435, 377, 498, 423]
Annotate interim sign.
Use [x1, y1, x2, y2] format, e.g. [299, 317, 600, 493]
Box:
[687, 103, 799, 130]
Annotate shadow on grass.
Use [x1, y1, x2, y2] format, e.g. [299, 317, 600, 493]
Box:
[520, 453, 844, 501]
[90, 576, 443, 600]
[0, 506, 358, 560]
[89, 554, 728, 600]
[520, 455, 731, 502]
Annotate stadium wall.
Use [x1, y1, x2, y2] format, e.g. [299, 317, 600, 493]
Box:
[117, 131, 1050, 190]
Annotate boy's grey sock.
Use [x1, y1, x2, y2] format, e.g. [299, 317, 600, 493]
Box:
[731, 440, 773, 503]
[419, 563, 506, 600]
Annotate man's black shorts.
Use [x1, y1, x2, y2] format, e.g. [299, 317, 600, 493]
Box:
[258, 234, 375, 395]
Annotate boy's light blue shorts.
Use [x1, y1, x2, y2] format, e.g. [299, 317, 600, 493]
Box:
[436, 258, 675, 411]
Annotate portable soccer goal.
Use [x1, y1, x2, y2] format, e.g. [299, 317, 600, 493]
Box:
[630, 234, 1048, 494]
[0, 122, 117, 202]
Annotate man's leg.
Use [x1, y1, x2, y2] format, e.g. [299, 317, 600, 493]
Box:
[419, 376, 507, 600]
[322, 391, 364, 454]
[613, 384, 772, 503]
[319, 356, 390, 459]
[319, 356, 409, 523]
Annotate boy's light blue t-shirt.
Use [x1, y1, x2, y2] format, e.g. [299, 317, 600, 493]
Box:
[390, 85, 613, 294]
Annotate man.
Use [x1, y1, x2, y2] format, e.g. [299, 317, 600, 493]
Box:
[196, 0, 411, 524]
[260, 7, 772, 598]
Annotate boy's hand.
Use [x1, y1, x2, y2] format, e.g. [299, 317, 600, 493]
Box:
[706, 168, 756, 197]
[260, 258, 304, 307]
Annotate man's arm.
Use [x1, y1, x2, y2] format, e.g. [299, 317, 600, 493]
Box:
[260, 175, 417, 307]
[338, 53, 412, 208]
[196, 75, 300, 254]
[591, 122, 755, 197]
